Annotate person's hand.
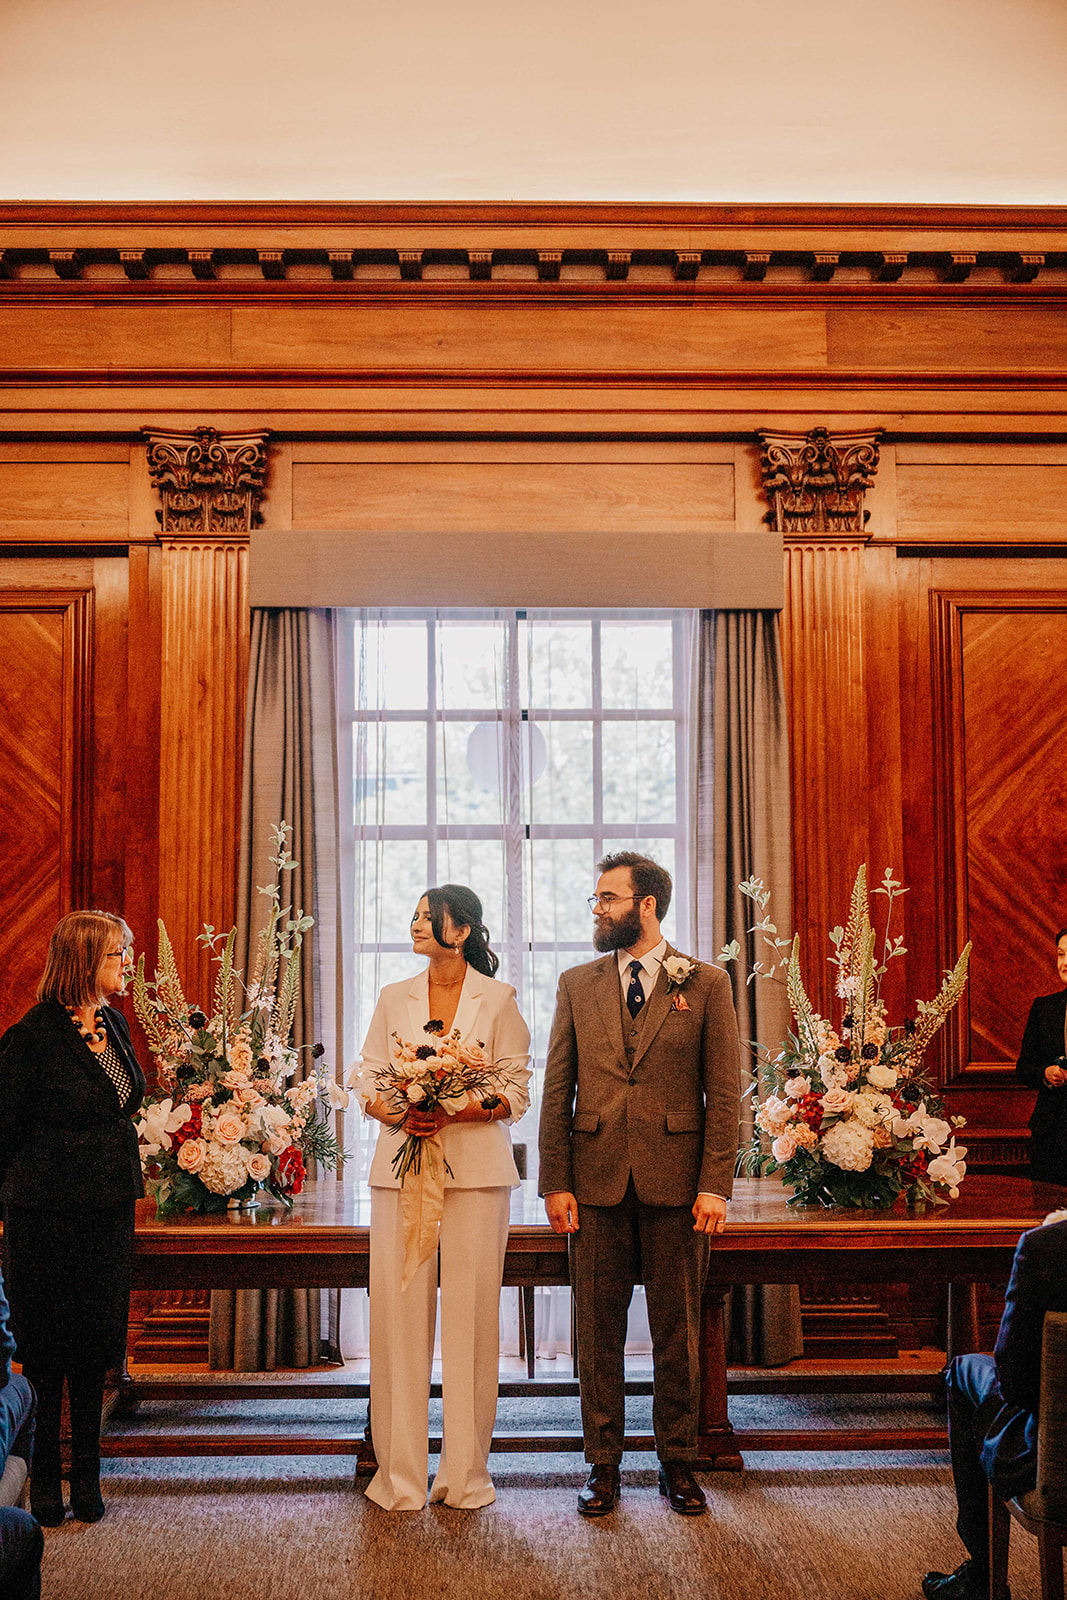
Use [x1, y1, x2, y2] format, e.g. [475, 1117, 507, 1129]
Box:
[545, 1192, 580, 1233]
[692, 1194, 727, 1235]
[1045, 1064, 1067, 1089]
[404, 1104, 449, 1137]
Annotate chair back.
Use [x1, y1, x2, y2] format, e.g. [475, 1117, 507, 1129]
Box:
[1034, 1310, 1067, 1521]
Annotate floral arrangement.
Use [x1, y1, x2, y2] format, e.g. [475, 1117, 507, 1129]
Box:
[133, 824, 347, 1216]
[730, 866, 971, 1209]
[361, 1021, 508, 1184]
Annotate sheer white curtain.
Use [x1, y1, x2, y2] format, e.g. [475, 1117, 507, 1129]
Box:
[337, 607, 693, 1361]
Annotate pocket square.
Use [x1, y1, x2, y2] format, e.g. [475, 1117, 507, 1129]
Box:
[671, 994, 690, 1011]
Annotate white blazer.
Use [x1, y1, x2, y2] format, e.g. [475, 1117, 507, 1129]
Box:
[358, 965, 532, 1190]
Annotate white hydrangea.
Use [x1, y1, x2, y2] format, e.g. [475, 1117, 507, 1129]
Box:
[199, 1140, 250, 1196]
[820, 1119, 874, 1172]
[853, 1090, 895, 1129]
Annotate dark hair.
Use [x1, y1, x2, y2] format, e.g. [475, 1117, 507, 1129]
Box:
[424, 885, 499, 978]
[1057, 930, 1067, 945]
[596, 852, 672, 920]
[37, 909, 132, 1008]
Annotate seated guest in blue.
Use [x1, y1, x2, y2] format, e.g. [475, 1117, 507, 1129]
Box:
[1016, 928, 1067, 1182]
[923, 1212, 1067, 1600]
[0, 1267, 41, 1600]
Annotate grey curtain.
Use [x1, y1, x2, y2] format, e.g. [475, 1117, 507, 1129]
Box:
[693, 609, 803, 1368]
[209, 607, 343, 1371]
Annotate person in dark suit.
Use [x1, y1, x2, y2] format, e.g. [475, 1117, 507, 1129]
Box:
[539, 852, 741, 1518]
[1016, 928, 1067, 1183]
[923, 1214, 1067, 1599]
[0, 1264, 41, 1599]
[0, 910, 145, 1527]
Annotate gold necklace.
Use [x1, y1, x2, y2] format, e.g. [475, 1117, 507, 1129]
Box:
[429, 974, 464, 989]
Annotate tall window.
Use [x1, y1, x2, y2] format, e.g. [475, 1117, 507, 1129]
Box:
[337, 607, 692, 1181]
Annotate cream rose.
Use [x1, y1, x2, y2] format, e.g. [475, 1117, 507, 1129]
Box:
[214, 1110, 246, 1145]
[783, 1075, 811, 1100]
[176, 1138, 206, 1173]
[245, 1151, 271, 1182]
[771, 1132, 798, 1163]
[406, 1082, 427, 1104]
[866, 1062, 898, 1090]
[820, 1087, 854, 1116]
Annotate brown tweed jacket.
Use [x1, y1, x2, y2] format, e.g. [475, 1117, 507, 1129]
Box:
[537, 947, 741, 1207]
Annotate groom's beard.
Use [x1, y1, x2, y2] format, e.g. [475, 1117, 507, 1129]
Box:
[593, 905, 643, 952]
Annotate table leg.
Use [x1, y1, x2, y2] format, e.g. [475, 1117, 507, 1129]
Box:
[946, 1283, 979, 1361]
[696, 1286, 743, 1472]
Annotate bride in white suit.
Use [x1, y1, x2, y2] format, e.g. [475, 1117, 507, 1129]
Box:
[357, 884, 531, 1511]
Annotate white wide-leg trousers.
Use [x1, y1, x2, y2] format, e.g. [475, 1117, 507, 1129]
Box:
[365, 1184, 510, 1511]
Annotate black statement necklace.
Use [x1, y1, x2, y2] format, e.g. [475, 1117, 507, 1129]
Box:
[68, 1007, 107, 1048]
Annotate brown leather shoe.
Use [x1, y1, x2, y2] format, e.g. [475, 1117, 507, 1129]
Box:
[577, 1464, 621, 1516]
[658, 1460, 707, 1515]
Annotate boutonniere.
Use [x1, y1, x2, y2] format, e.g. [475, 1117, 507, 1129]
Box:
[663, 955, 698, 996]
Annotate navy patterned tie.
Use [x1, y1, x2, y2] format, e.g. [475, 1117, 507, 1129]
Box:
[626, 959, 646, 1020]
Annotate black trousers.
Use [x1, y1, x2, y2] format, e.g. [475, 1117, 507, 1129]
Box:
[570, 1176, 708, 1465]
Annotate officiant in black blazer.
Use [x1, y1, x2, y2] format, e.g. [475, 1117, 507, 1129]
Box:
[1016, 928, 1067, 1183]
[0, 910, 145, 1527]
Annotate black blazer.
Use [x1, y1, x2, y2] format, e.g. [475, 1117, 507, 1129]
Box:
[982, 1218, 1067, 1497]
[0, 999, 146, 1211]
[1016, 989, 1067, 1142]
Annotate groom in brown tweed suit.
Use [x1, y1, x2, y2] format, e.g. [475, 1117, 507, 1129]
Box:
[538, 852, 741, 1517]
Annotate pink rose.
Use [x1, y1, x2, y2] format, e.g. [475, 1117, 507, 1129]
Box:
[771, 1132, 798, 1163]
[177, 1139, 206, 1173]
[214, 1111, 246, 1145]
[246, 1152, 271, 1182]
[820, 1088, 854, 1116]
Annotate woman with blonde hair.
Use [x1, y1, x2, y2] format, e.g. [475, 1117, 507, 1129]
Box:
[0, 910, 145, 1526]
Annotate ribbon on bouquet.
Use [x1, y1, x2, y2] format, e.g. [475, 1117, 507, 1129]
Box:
[399, 1134, 447, 1290]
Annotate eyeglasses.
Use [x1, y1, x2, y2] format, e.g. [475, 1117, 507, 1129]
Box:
[586, 894, 638, 911]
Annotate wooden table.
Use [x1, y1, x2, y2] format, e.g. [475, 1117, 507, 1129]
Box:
[118, 1173, 1067, 1469]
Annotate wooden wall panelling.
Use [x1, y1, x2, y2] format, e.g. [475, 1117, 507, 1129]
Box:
[781, 539, 871, 1020]
[157, 540, 249, 1009]
[0, 445, 131, 543]
[0, 575, 93, 1034]
[899, 558, 1067, 1156]
[122, 543, 162, 1057]
[290, 460, 736, 533]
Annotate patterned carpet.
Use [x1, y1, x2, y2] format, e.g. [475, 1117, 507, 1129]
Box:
[38, 1393, 1044, 1600]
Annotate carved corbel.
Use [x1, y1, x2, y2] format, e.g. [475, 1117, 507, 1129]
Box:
[143, 426, 271, 535]
[605, 251, 631, 281]
[673, 251, 701, 281]
[537, 251, 562, 281]
[758, 426, 882, 535]
[742, 252, 770, 282]
[468, 251, 493, 281]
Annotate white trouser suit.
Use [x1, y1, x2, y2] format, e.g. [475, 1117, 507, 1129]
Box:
[356, 965, 532, 1511]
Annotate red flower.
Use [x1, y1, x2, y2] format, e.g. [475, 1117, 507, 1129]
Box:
[277, 1144, 306, 1195]
[170, 1102, 202, 1149]
[797, 1092, 824, 1132]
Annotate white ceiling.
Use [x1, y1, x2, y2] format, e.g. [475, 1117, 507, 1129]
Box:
[2, 0, 1066, 203]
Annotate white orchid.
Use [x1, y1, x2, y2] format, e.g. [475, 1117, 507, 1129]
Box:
[324, 1078, 351, 1111]
[135, 1097, 192, 1155]
[926, 1139, 968, 1197]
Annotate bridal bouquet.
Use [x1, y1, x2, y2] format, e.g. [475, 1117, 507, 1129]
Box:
[355, 1022, 510, 1286]
[366, 1023, 509, 1184]
[133, 824, 347, 1216]
[731, 866, 971, 1209]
